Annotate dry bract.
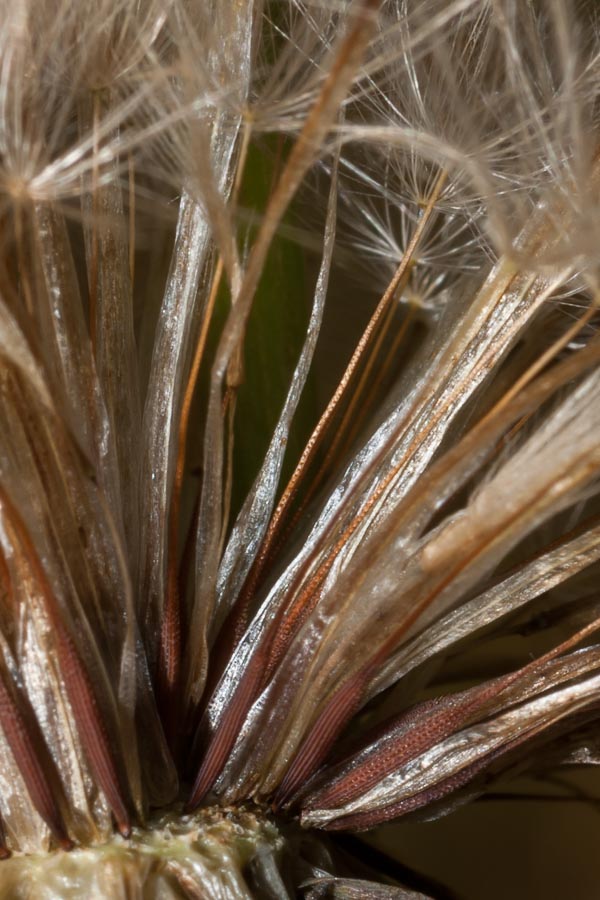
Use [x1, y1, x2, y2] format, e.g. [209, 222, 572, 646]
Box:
[0, 0, 599, 897]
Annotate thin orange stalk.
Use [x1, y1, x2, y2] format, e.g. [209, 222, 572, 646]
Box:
[282, 271, 415, 549]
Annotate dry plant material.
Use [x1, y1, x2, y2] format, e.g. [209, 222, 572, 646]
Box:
[0, 0, 599, 897]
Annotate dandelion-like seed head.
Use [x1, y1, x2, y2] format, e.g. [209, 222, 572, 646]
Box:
[0, 1, 599, 898]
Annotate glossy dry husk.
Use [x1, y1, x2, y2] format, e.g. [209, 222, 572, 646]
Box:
[0, 0, 600, 897]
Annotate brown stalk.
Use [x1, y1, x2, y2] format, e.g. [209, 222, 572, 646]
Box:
[321, 731, 531, 831]
[338, 296, 418, 459]
[0, 484, 131, 837]
[267, 267, 416, 576]
[273, 664, 372, 809]
[156, 255, 224, 735]
[186, 644, 268, 810]
[219, 385, 238, 559]
[0, 668, 73, 851]
[0, 549, 72, 849]
[311, 266, 412, 483]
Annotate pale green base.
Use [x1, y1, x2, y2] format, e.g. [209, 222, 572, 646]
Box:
[0, 806, 285, 899]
